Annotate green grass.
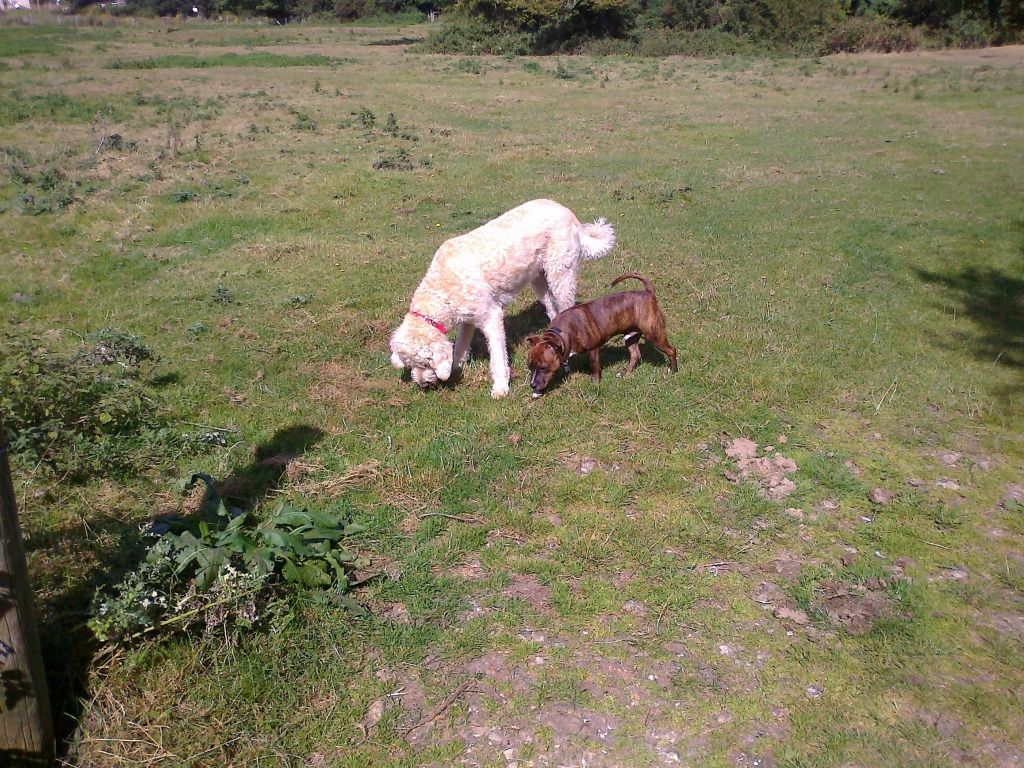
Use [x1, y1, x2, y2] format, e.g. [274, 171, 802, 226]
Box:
[1, 20, 1023, 768]
[108, 51, 340, 69]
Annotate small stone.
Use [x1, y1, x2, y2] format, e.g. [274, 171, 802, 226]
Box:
[935, 451, 961, 468]
[907, 478, 926, 488]
[362, 698, 388, 730]
[935, 478, 960, 491]
[806, 684, 824, 699]
[785, 507, 804, 520]
[773, 607, 809, 625]
[623, 599, 647, 615]
[868, 488, 896, 505]
[11, 292, 32, 304]
[752, 582, 785, 605]
[1002, 484, 1024, 509]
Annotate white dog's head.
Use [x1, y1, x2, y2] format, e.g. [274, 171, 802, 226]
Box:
[389, 315, 453, 389]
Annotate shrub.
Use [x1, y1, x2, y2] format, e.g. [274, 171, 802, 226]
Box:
[823, 14, 924, 52]
[636, 26, 762, 56]
[943, 10, 996, 47]
[2, 146, 81, 215]
[419, 15, 533, 54]
[0, 329, 171, 482]
[89, 475, 367, 644]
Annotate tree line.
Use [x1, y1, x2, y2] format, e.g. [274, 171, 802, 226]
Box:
[97, 0, 1024, 53]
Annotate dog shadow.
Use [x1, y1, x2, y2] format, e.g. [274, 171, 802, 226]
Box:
[537, 341, 676, 395]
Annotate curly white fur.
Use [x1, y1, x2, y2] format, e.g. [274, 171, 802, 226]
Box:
[390, 199, 615, 398]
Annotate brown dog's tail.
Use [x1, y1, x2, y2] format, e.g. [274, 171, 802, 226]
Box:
[610, 272, 655, 294]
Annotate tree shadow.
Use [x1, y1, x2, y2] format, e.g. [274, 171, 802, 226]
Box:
[34, 424, 323, 761]
[915, 264, 1024, 391]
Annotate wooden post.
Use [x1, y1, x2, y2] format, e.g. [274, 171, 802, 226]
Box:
[0, 419, 54, 766]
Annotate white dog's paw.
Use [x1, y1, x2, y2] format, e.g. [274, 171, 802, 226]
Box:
[490, 381, 510, 399]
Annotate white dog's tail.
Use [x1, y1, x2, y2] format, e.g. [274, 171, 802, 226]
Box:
[579, 217, 616, 261]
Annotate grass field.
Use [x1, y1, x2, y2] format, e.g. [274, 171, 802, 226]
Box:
[2, 13, 1023, 767]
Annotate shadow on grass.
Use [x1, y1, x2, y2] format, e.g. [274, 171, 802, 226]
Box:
[537, 342, 677, 395]
[915, 264, 1024, 381]
[216, 424, 324, 508]
[365, 36, 424, 46]
[35, 424, 323, 761]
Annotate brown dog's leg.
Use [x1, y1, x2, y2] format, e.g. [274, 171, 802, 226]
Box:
[623, 332, 642, 374]
[644, 313, 677, 372]
[649, 329, 677, 372]
[588, 348, 602, 381]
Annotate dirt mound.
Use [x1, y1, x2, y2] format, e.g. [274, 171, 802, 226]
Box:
[724, 438, 798, 500]
[812, 581, 892, 635]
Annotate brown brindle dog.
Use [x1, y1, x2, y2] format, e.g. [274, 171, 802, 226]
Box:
[525, 273, 677, 395]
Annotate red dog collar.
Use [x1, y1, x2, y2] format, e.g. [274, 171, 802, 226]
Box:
[409, 310, 449, 335]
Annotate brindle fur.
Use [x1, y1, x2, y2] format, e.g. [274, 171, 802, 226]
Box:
[526, 272, 677, 393]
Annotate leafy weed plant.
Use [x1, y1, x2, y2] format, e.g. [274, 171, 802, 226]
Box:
[91, 474, 366, 643]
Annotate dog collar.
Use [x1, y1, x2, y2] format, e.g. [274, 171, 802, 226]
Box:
[409, 310, 449, 335]
[546, 327, 567, 350]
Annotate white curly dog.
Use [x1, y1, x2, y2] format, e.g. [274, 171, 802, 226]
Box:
[390, 199, 615, 398]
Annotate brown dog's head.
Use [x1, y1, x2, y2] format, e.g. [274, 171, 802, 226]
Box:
[525, 330, 567, 394]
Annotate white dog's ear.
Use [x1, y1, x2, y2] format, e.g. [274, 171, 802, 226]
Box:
[390, 352, 405, 369]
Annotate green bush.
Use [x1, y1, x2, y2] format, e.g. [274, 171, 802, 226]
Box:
[420, 15, 533, 54]
[0, 329, 171, 482]
[823, 14, 924, 52]
[943, 10, 996, 47]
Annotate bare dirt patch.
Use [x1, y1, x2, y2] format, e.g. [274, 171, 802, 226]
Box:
[465, 651, 536, 695]
[455, 557, 488, 580]
[503, 573, 554, 613]
[812, 581, 893, 635]
[309, 359, 403, 413]
[984, 613, 1024, 639]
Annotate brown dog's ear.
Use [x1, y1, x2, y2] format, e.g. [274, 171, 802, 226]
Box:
[525, 334, 541, 347]
[544, 331, 566, 356]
